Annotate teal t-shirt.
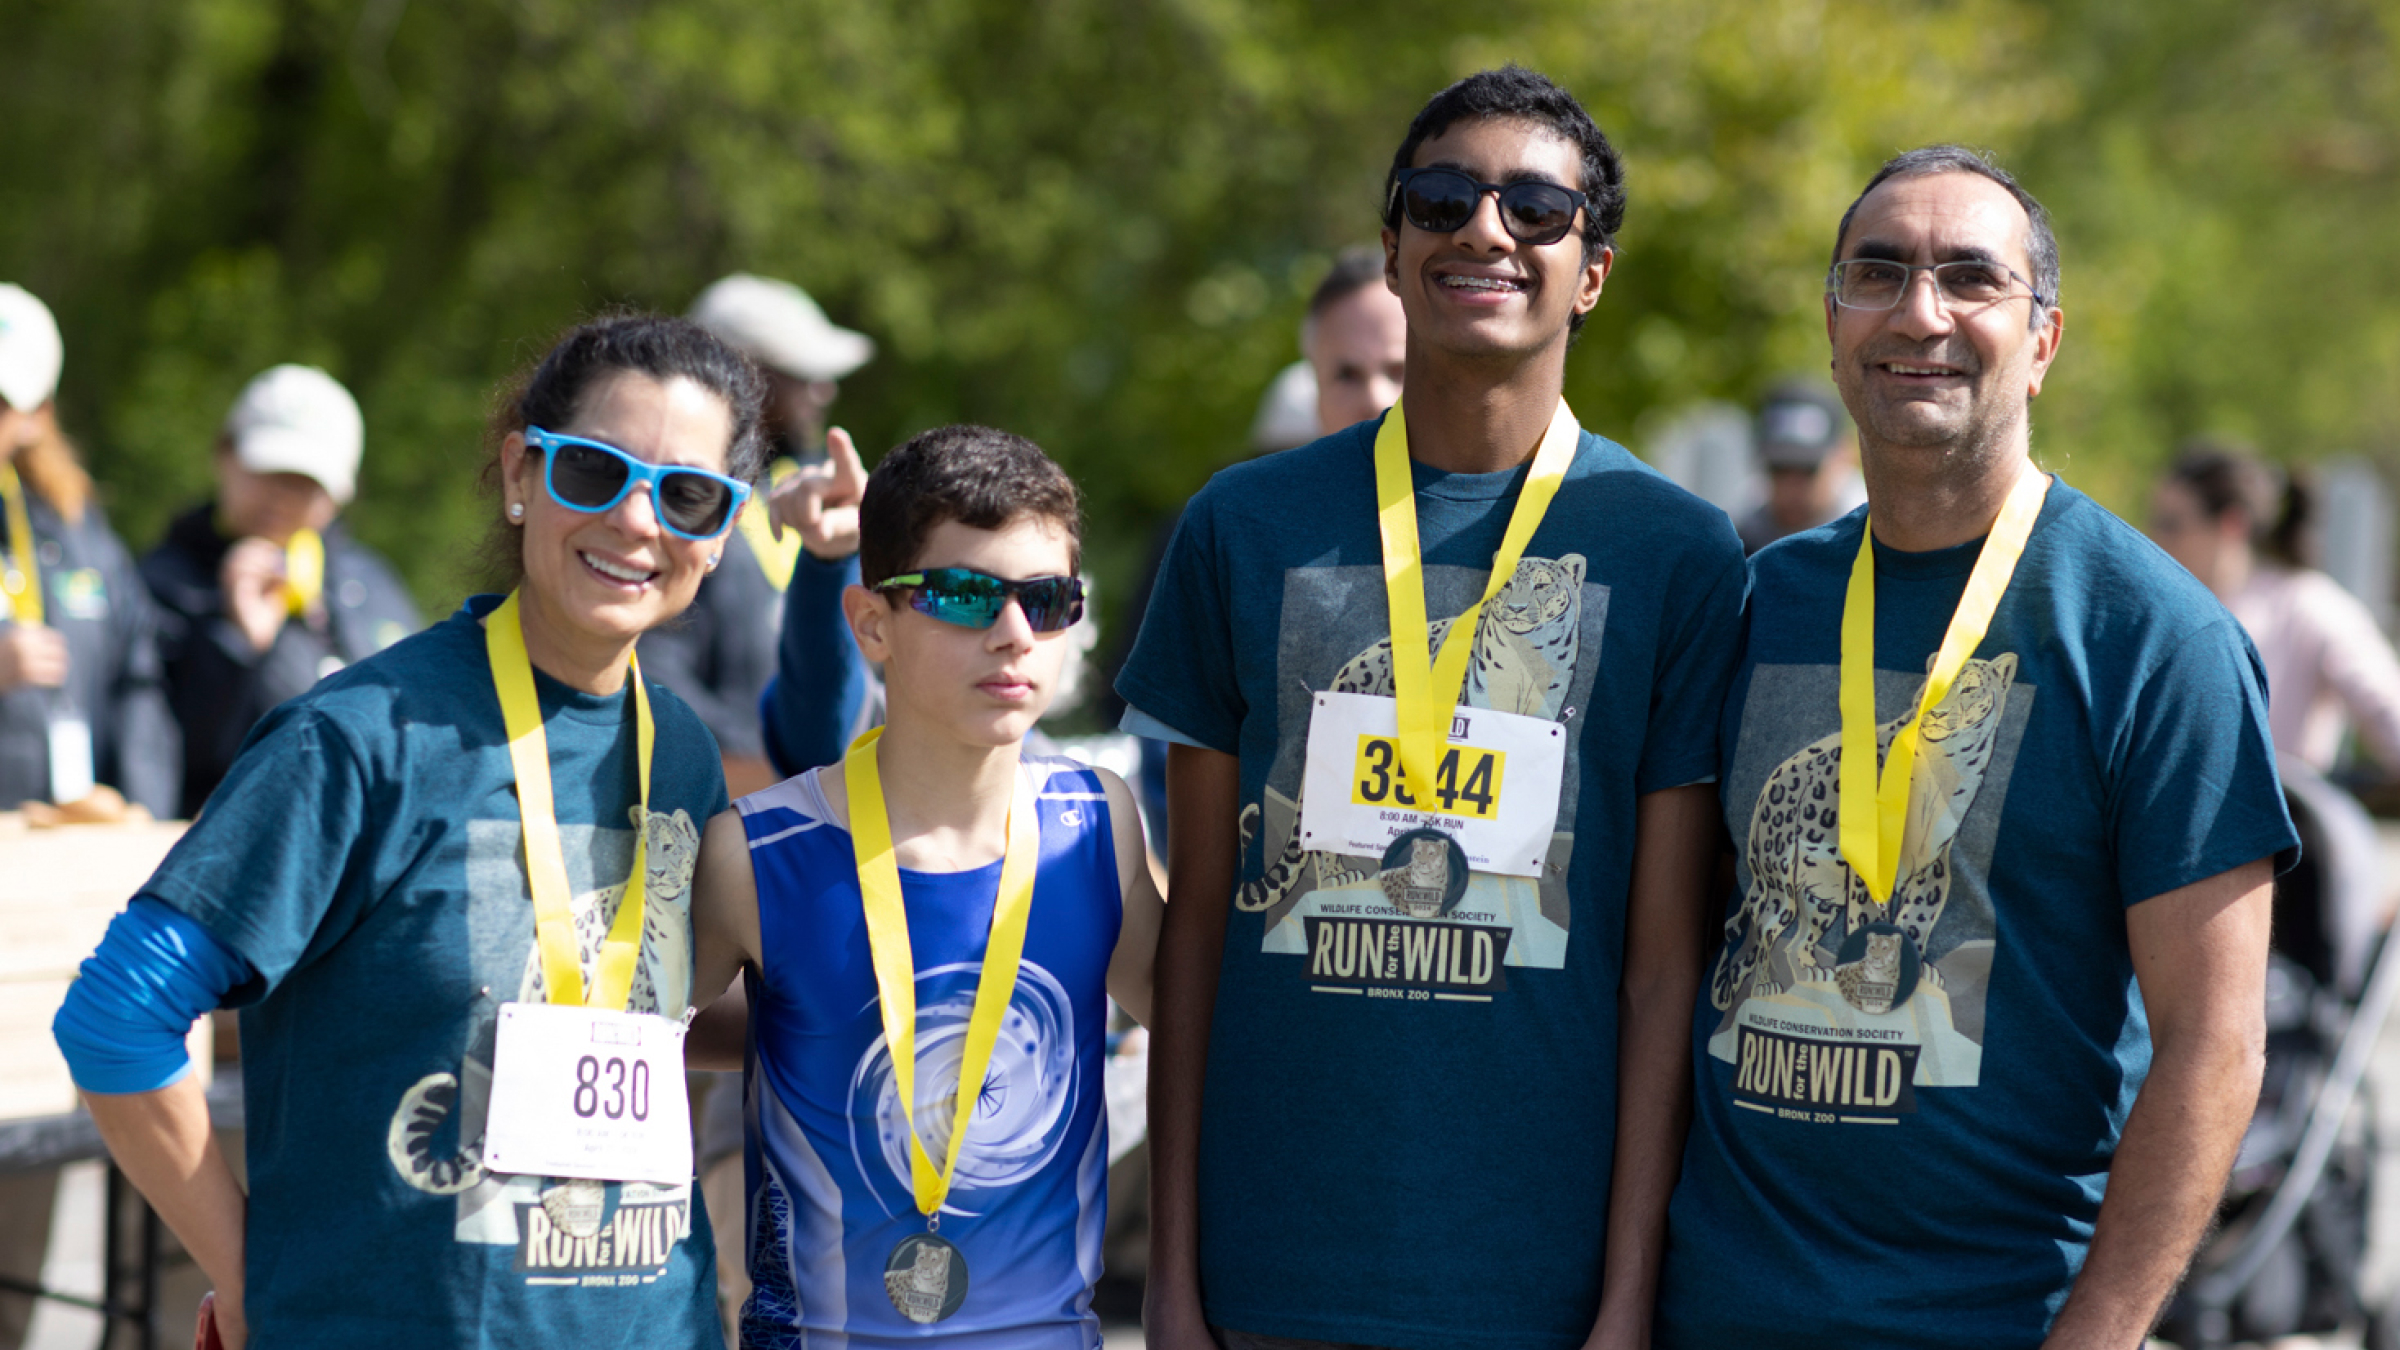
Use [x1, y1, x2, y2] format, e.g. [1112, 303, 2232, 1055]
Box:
[1658, 482, 2299, 1348]
[1116, 415, 1746, 1350]
[141, 595, 728, 1350]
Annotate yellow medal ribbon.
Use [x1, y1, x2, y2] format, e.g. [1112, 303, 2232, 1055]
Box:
[283, 527, 325, 619]
[0, 464, 43, 625]
[734, 458, 805, 592]
[1837, 468, 2049, 903]
[486, 590, 654, 1009]
[1372, 396, 1581, 806]
[844, 726, 1038, 1223]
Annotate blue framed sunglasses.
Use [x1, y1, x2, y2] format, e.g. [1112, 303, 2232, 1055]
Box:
[873, 567, 1086, 632]
[524, 426, 752, 540]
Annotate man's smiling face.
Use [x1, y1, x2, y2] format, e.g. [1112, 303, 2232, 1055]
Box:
[1383, 117, 1609, 363]
[1826, 170, 2062, 460]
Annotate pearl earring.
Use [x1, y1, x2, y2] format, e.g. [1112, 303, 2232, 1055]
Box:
[508, 503, 524, 521]
[706, 554, 721, 571]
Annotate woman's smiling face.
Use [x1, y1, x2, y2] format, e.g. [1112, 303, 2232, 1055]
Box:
[501, 370, 735, 676]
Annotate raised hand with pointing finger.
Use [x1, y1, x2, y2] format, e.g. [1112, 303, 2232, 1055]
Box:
[768, 427, 867, 561]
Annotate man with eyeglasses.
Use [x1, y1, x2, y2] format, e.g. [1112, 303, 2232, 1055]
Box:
[1656, 146, 2294, 1349]
[1119, 66, 1744, 1350]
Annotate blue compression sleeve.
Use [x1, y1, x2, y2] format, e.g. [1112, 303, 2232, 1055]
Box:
[762, 550, 875, 777]
[54, 898, 251, 1095]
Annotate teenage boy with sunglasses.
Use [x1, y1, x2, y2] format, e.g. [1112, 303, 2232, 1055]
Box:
[687, 424, 1164, 1345]
[1118, 66, 1743, 1350]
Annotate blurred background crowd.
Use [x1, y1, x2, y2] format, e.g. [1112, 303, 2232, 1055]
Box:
[10, 0, 2400, 664]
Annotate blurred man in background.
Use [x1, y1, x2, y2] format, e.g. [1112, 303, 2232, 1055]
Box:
[1302, 244, 1408, 438]
[1109, 246, 1412, 844]
[698, 272, 872, 469]
[655, 272, 876, 801]
[141, 364, 417, 817]
[1735, 376, 1863, 554]
[1242, 248, 1416, 454]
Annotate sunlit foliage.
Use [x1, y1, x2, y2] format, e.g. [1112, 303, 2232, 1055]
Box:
[5, 0, 2397, 616]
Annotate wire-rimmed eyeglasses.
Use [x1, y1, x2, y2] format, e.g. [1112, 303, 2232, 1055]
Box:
[1828, 259, 2050, 312]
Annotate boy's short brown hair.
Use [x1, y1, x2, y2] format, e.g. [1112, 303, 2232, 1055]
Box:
[858, 424, 1083, 586]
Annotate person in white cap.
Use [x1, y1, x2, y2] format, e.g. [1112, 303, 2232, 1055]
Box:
[139, 363, 419, 815]
[0, 284, 178, 817]
[679, 273, 880, 1340]
[0, 281, 180, 1347]
[660, 273, 878, 798]
[691, 272, 874, 460]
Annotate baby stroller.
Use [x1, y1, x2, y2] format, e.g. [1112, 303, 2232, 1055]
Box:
[2163, 756, 2399, 1349]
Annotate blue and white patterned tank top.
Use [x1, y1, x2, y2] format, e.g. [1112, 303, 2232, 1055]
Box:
[737, 756, 1121, 1349]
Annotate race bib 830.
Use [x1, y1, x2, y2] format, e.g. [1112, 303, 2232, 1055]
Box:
[483, 1002, 693, 1186]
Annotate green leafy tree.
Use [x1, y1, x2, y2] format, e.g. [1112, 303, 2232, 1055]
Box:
[4, 0, 2395, 627]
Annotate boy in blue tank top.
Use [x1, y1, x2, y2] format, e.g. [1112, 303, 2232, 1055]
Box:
[689, 424, 1165, 1349]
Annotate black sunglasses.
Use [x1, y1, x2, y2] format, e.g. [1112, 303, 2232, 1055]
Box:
[873, 567, 1086, 633]
[1388, 167, 1588, 247]
[525, 427, 751, 540]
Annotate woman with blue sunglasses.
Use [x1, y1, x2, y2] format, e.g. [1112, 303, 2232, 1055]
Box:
[56, 314, 766, 1349]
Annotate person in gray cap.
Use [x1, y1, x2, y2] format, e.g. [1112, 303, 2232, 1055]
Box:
[1735, 377, 1865, 554]
[140, 363, 420, 815]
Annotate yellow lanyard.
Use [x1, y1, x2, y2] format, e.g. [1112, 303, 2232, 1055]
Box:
[1838, 469, 2048, 903]
[1372, 396, 1580, 803]
[844, 726, 1038, 1222]
[733, 458, 805, 593]
[486, 590, 654, 1010]
[283, 527, 325, 618]
[0, 465, 43, 625]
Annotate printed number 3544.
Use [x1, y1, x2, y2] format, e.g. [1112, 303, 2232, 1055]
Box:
[1350, 736, 1505, 821]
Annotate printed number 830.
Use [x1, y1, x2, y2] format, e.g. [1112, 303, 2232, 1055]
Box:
[1351, 736, 1506, 821]
[572, 1054, 654, 1123]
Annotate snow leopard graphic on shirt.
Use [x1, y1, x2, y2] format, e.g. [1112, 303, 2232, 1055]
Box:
[1245, 552, 1609, 998]
[1706, 659, 2033, 1119]
[383, 804, 703, 1277]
